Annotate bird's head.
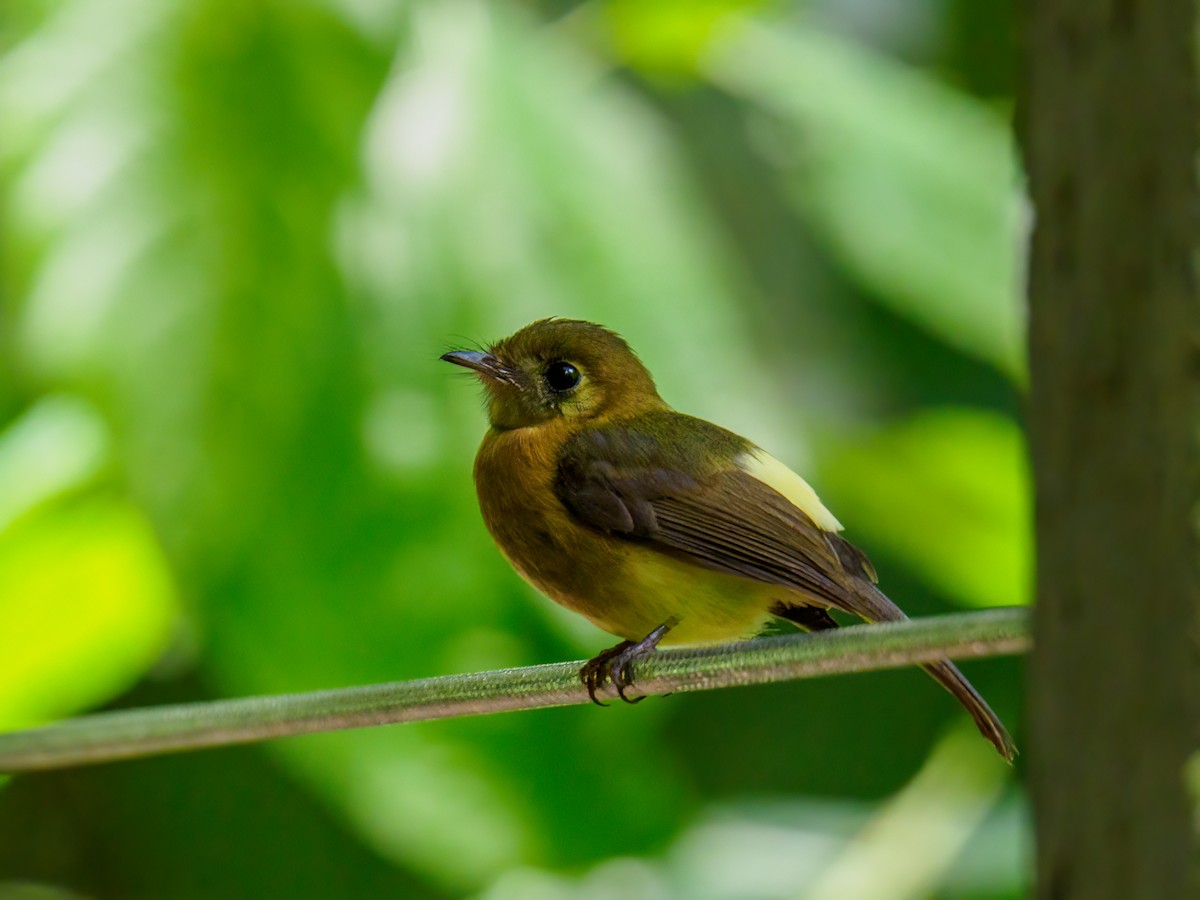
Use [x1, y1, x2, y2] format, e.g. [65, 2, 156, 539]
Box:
[442, 319, 663, 430]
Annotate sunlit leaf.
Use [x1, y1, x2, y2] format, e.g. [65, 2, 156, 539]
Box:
[602, 0, 764, 81]
[0, 395, 108, 533]
[819, 408, 1031, 609]
[0, 397, 173, 731]
[0, 498, 178, 729]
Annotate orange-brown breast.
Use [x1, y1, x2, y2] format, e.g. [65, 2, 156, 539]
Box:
[473, 423, 632, 629]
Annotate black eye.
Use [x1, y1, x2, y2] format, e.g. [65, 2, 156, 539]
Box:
[544, 361, 581, 392]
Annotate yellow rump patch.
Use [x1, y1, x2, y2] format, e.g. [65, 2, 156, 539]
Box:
[738, 448, 844, 532]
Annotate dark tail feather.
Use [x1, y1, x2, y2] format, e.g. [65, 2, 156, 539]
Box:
[848, 580, 1018, 762]
[921, 659, 1017, 762]
[778, 563, 1019, 762]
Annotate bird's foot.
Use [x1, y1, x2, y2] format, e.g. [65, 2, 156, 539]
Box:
[580, 619, 677, 705]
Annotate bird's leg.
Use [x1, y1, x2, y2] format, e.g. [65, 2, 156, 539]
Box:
[580, 618, 678, 705]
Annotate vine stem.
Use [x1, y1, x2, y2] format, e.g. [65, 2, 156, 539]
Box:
[0, 608, 1029, 773]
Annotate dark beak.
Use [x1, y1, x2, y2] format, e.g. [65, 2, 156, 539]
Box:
[440, 350, 522, 387]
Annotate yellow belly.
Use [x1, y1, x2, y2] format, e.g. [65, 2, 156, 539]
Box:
[582, 550, 780, 645]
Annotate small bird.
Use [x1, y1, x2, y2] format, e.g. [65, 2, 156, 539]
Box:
[443, 319, 1016, 761]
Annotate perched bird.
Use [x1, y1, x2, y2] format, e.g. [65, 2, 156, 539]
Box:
[443, 319, 1016, 761]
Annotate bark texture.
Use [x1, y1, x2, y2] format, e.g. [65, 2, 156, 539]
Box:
[1023, 2, 1200, 897]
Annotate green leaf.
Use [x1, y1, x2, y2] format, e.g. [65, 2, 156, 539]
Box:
[0, 397, 175, 731]
[705, 20, 1025, 379]
[0, 498, 179, 729]
[0, 395, 108, 533]
[602, 0, 765, 82]
[819, 408, 1031, 608]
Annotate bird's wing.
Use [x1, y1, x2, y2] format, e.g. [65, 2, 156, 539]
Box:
[554, 414, 890, 620]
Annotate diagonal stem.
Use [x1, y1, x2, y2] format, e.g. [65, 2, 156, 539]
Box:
[0, 608, 1029, 773]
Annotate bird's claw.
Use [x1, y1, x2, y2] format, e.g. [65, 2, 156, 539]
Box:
[579, 641, 633, 706]
[579, 620, 676, 705]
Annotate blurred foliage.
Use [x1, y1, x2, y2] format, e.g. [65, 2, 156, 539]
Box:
[705, 20, 1023, 379]
[0, 0, 1026, 897]
[823, 408, 1030, 610]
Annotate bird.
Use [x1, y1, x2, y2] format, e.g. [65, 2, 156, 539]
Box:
[442, 318, 1016, 761]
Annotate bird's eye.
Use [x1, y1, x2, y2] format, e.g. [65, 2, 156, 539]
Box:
[544, 361, 581, 392]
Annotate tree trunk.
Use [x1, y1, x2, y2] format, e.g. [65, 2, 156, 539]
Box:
[1023, 3, 1200, 898]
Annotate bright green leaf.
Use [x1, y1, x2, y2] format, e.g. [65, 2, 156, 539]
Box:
[819, 408, 1031, 608]
[0, 498, 179, 729]
[0, 394, 108, 534]
[602, 0, 764, 82]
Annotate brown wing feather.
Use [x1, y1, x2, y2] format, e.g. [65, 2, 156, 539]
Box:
[555, 423, 874, 618]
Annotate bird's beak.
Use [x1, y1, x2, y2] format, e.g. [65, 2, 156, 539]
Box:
[440, 350, 522, 387]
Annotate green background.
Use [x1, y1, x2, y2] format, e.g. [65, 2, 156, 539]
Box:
[0, 1, 1026, 897]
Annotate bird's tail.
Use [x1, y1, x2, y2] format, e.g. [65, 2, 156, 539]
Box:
[920, 657, 1017, 762]
[846, 576, 1017, 762]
